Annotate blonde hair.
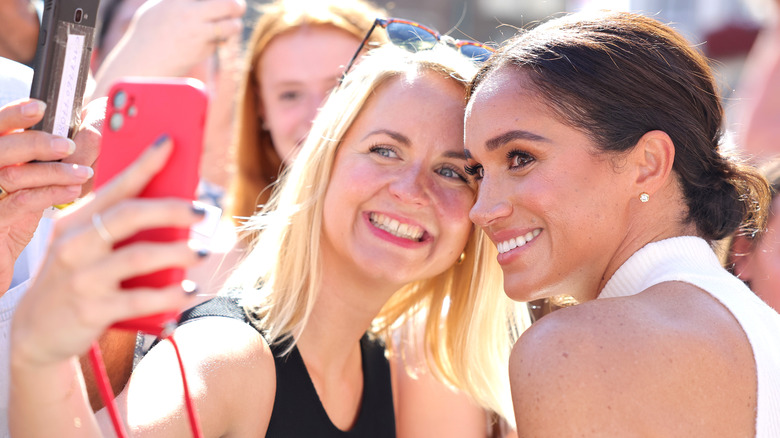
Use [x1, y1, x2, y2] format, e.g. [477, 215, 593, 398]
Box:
[225, 45, 528, 426]
[228, 0, 387, 227]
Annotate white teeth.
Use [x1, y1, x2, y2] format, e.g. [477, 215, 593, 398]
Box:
[497, 228, 541, 254]
[369, 213, 424, 241]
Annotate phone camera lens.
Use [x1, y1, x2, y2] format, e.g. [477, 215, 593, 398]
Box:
[74, 8, 83, 23]
[113, 90, 127, 109]
[109, 113, 124, 131]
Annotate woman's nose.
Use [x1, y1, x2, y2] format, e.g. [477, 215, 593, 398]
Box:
[470, 177, 512, 227]
[388, 165, 429, 206]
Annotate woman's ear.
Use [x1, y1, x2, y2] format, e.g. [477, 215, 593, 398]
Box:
[632, 130, 675, 195]
[730, 235, 756, 282]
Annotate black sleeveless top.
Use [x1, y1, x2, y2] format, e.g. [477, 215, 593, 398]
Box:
[177, 297, 396, 437]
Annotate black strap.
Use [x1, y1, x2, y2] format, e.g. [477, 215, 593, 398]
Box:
[178, 296, 248, 324]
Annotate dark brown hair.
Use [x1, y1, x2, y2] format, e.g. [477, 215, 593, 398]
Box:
[740, 158, 780, 242]
[469, 11, 771, 241]
[764, 159, 780, 206]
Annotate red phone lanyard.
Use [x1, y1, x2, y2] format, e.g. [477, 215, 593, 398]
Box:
[88, 332, 203, 438]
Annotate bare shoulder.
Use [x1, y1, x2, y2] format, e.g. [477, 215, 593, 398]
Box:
[125, 316, 276, 436]
[170, 313, 274, 367]
[509, 282, 756, 437]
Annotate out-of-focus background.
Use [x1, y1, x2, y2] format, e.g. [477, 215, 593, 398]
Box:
[240, 0, 777, 131]
[23, 0, 778, 142]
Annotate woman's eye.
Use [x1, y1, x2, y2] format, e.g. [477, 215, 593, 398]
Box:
[369, 145, 398, 158]
[464, 163, 484, 180]
[437, 165, 468, 182]
[279, 90, 301, 101]
[508, 150, 534, 169]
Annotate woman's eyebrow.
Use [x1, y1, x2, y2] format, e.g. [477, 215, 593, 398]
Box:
[484, 130, 550, 151]
[361, 129, 411, 145]
[443, 150, 469, 160]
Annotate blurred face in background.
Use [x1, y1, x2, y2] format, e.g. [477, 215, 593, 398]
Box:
[732, 195, 780, 312]
[256, 25, 361, 164]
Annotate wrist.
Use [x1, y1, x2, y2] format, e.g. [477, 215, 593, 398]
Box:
[11, 354, 83, 403]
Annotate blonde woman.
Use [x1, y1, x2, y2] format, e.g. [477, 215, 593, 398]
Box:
[11, 45, 526, 436]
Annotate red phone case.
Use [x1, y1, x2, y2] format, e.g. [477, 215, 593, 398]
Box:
[94, 77, 207, 336]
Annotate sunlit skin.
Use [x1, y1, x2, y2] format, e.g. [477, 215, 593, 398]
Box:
[257, 25, 361, 164]
[321, 71, 475, 290]
[464, 68, 642, 303]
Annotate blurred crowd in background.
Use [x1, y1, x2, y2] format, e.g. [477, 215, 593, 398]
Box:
[10, 0, 777, 156]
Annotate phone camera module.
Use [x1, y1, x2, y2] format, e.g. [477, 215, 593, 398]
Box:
[109, 113, 124, 132]
[113, 90, 127, 109]
[74, 8, 83, 23]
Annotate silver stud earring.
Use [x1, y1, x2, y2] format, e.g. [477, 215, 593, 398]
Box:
[639, 192, 650, 203]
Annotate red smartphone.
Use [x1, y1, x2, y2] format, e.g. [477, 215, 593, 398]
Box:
[94, 77, 208, 336]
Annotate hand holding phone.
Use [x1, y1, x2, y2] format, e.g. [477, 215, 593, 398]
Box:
[94, 77, 208, 336]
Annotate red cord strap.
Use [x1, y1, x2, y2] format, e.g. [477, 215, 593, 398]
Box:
[88, 343, 127, 438]
[88, 334, 203, 438]
[168, 335, 203, 436]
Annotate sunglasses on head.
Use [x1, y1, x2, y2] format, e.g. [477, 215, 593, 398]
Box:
[342, 18, 495, 77]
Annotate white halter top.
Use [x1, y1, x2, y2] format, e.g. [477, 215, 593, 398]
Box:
[599, 236, 780, 437]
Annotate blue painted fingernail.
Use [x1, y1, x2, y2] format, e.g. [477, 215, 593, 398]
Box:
[191, 204, 207, 216]
[153, 134, 170, 148]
